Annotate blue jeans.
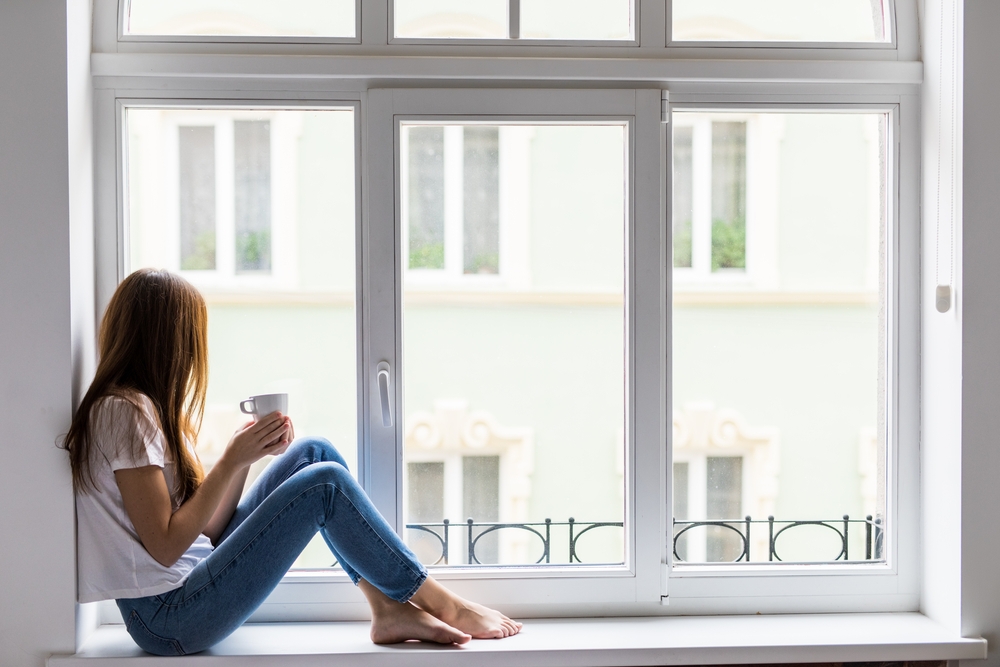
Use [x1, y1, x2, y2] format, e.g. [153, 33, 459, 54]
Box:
[116, 437, 428, 656]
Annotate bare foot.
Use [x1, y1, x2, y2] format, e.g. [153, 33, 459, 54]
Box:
[359, 579, 470, 645]
[370, 601, 471, 645]
[410, 577, 523, 639]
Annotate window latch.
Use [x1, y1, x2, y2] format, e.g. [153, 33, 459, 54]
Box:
[376, 362, 393, 428]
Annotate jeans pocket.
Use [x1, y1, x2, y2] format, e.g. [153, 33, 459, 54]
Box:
[125, 610, 185, 656]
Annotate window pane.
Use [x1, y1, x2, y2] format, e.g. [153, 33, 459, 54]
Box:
[126, 0, 356, 38]
[394, 0, 508, 39]
[234, 120, 271, 273]
[672, 0, 889, 43]
[463, 127, 500, 275]
[178, 126, 216, 271]
[672, 112, 887, 564]
[464, 456, 501, 564]
[711, 121, 746, 271]
[408, 127, 446, 270]
[520, 0, 632, 40]
[706, 456, 743, 562]
[127, 108, 358, 570]
[406, 462, 447, 564]
[402, 123, 626, 567]
[672, 126, 693, 268]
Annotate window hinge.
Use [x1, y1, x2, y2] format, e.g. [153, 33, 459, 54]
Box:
[661, 90, 670, 123]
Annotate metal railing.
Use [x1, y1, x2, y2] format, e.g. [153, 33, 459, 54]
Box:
[673, 515, 884, 563]
[399, 514, 884, 565]
[405, 518, 623, 565]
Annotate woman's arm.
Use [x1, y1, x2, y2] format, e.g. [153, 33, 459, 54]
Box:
[202, 414, 294, 544]
[116, 413, 291, 568]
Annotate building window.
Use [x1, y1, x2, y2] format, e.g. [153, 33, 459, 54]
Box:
[672, 118, 750, 277]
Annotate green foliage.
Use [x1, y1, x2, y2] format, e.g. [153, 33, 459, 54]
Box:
[410, 242, 445, 269]
[181, 230, 216, 271]
[711, 217, 746, 271]
[237, 230, 271, 272]
[465, 252, 499, 275]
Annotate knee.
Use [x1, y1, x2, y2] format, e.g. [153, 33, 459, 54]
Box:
[304, 461, 356, 492]
[289, 436, 348, 469]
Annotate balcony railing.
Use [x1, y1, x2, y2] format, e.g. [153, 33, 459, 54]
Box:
[399, 515, 884, 565]
[672, 515, 884, 563]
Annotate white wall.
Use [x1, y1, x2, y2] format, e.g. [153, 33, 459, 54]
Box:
[962, 2, 1000, 664]
[0, 1, 81, 665]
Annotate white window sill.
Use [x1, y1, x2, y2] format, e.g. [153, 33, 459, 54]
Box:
[49, 612, 985, 666]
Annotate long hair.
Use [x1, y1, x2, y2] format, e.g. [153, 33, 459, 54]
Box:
[64, 269, 207, 501]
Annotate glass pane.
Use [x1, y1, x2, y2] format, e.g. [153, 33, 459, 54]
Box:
[711, 121, 746, 271]
[706, 456, 743, 562]
[520, 0, 632, 40]
[672, 0, 889, 43]
[407, 127, 446, 270]
[394, 0, 508, 39]
[178, 126, 216, 271]
[672, 125, 693, 268]
[126, 0, 356, 38]
[464, 456, 501, 564]
[234, 120, 271, 273]
[671, 112, 887, 564]
[127, 107, 358, 569]
[406, 462, 447, 564]
[672, 462, 689, 561]
[401, 123, 627, 567]
[463, 127, 500, 275]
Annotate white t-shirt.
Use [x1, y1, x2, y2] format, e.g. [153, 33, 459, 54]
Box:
[76, 393, 214, 603]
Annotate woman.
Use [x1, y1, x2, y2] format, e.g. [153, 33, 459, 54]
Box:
[64, 269, 520, 655]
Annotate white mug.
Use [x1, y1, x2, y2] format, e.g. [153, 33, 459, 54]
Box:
[239, 393, 288, 420]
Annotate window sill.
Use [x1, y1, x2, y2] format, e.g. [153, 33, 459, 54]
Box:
[50, 612, 985, 666]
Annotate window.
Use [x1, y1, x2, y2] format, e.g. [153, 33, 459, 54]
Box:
[402, 125, 515, 279]
[398, 114, 630, 570]
[392, 0, 634, 42]
[672, 117, 749, 277]
[670, 0, 892, 44]
[124, 0, 357, 39]
[94, 0, 919, 620]
[671, 111, 890, 568]
[126, 106, 360, 570]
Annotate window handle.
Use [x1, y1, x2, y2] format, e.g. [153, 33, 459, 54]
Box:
[376, 362, 392, 428]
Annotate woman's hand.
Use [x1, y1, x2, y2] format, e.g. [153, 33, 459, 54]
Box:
[220, 412, 292, 472]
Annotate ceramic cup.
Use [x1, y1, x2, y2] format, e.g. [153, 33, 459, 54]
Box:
[239, 393, 288, 420]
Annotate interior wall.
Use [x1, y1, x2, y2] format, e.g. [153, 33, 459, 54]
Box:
[0, 1, 79, 665]
[920, 0, 963, 635]
[961, 1, 1000, 664]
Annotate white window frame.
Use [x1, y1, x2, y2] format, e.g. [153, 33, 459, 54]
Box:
[89, 0, 923, 622]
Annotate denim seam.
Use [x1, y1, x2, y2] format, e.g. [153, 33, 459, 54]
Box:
[329, 486, 428, 598]
[126, 609, 185, 656]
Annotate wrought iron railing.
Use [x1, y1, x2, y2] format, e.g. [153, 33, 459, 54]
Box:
[405, 518, 623, 565]
[399, 514, 884, 565]
[672, 515, 884, 563]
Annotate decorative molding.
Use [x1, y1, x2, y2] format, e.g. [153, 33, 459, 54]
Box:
[405, 399, 534, 563]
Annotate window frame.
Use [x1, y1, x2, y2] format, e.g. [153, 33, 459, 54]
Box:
[88, 0, 923, 622]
